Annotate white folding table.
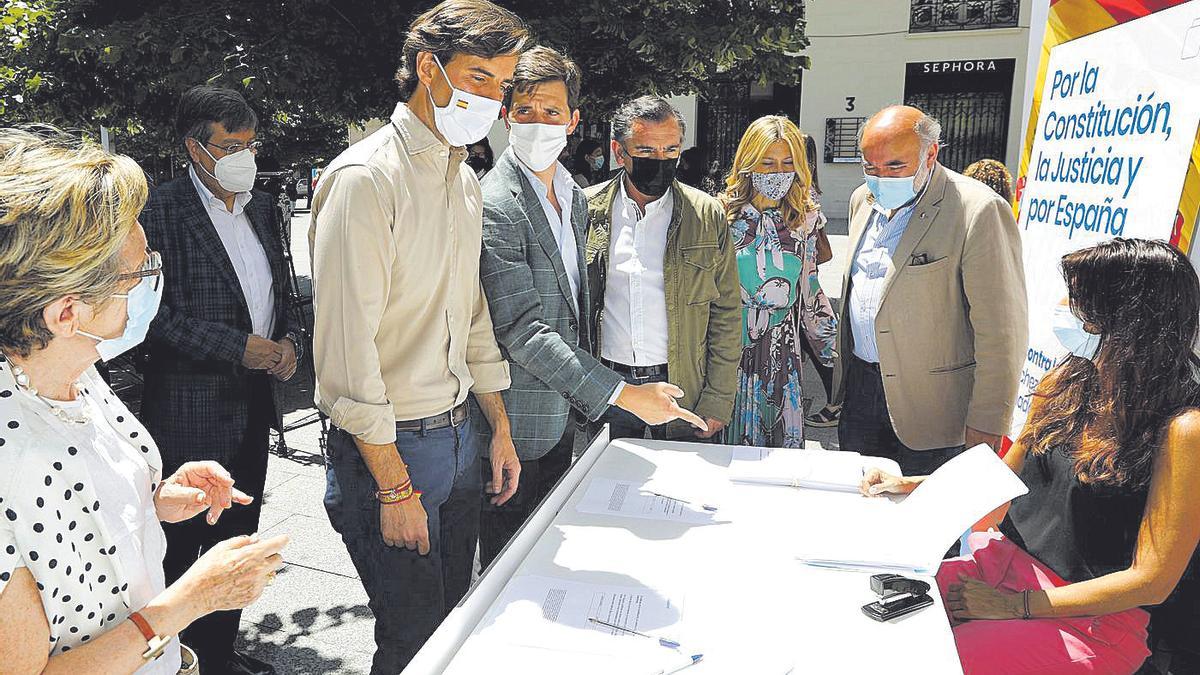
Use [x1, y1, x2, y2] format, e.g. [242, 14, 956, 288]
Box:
[404, 431, 964, 674]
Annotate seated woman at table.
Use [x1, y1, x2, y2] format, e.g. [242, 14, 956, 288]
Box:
[0, 127, 288, 674]
[861, 238, 1200, 675]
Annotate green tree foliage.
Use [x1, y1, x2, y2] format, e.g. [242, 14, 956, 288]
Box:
[1, 0, 807, 171]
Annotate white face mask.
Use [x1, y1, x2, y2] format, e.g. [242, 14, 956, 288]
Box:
[427, 54, 502, 147]
[509, 121, 568, 172]
[1052, 304, 1101, 361]
[197, 143, 258, 193]
[78, 273, 165, 362]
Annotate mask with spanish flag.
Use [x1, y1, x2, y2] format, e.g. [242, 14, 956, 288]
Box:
[427, 54, 502, 147]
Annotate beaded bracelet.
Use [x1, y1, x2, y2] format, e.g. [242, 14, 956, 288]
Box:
[376, 480, 414, 504]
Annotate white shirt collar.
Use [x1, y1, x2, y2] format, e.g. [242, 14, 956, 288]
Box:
[517, 160, 573, 205]
[617, 177, 673, 219]
[188, 165, 253, 216]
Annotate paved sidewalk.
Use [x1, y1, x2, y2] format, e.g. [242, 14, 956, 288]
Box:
[225, 212, 849, 673]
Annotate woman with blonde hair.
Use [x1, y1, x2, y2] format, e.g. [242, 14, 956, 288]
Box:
[0, 127, 286, 674]
[721, 116, 838, 448]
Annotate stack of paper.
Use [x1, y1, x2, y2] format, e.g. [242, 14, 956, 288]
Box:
[728, 447, 902, 492]
[794, 445, 1029, 573]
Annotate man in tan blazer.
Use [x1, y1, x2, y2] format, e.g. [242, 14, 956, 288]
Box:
[833, 105, 1027, 476]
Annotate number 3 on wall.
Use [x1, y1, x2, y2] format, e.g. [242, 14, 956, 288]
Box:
[845, 96, 856, 112]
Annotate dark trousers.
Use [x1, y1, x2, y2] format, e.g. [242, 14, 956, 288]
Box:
[162, 376, 272, 674]
[478, 427, 574, 570]
[324, 415, 481, 675]
[798, 335, 835, 402]
[837, 356, 964, 476]
[597, 370, 671, 440]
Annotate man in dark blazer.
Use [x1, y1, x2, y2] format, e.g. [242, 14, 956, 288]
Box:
[141, 86, 299, 675]
[475, 47, 705, 567]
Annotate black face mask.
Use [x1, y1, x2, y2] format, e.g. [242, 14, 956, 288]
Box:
[623, 153, 678, 198]
[466, 155, 491, 173]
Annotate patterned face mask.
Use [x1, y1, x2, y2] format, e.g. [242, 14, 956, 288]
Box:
[751, 171, 796, 201]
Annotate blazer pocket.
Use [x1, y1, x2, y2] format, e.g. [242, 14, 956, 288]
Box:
[904, 256, 950, 275]
[930, 360, 976, 374]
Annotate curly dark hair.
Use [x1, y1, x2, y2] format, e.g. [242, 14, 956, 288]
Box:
[1018, 238, 1200, 488]
[964, 158, 1013, 203]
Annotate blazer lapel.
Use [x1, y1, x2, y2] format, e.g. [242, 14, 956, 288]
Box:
[841, 189, 876, 302]
[178, 179, 252, 324]
[571, 188, 590, 316]
[878, 165, 947, 308]
[245, 198, 288, 337]
[508, 157, 577, 317]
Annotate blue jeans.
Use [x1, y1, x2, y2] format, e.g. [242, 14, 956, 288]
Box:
[324, 416, 481, 674]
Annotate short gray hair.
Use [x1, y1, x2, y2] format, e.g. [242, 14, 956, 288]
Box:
[915, 113, 942, 153]
[612, 95, 686, 144]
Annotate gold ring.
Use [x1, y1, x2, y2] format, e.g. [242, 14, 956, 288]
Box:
[266, 571, 277, 585]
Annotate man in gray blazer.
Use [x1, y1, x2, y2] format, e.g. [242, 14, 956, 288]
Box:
[475, 46, 705, 566]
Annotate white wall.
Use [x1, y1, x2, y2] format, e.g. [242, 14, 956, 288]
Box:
[797, 0, 1035, 219]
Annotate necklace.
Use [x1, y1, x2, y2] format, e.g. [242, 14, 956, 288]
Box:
[5, 358, 91, 426]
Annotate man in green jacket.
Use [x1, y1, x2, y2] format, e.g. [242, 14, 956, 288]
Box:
[585, 95, 741, 441]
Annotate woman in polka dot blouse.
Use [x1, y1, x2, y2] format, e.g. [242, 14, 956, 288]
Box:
[0, 128, 288, 674]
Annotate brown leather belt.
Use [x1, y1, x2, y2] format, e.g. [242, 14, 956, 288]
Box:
[395, 402, 469, 433]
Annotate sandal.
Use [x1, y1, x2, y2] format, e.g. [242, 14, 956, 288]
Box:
[805, 404, 841, 428]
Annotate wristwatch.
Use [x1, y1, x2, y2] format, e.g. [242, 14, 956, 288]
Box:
[284, 330, 305, 362]
[128, 611, 172, 661]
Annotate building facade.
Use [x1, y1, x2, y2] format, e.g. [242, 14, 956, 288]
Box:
[681, 0, 1035, 218]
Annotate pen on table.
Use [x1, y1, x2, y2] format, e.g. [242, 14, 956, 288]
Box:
[645, 490, 719, 512]
[650, 653, 704, 675]
[587, 617, 681, 648]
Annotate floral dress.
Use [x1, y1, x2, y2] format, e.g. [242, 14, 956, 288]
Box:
[727, 203, 838, 448]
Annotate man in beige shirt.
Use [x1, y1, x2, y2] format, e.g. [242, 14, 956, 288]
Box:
[308, 1, 529, 670]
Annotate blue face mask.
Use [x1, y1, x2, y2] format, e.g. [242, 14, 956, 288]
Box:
[591, 156, 605, 171]
[78, 273, 164, 362]
[1052, 305, 1100, 361]
[864, 162, 928, 210]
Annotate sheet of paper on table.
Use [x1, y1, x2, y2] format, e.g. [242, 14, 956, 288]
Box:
[449, 574, 688, 674]
[575, 477, 717, 524]
[728, 447, 902, 492]
[795, 445, 1029, 573]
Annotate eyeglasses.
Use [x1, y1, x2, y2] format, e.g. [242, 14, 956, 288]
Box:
[117, 249, 163, 293]
[198, 139, 263, 155]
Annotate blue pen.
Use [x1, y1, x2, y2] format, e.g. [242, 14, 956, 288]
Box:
[646, 490, 719, 512]
[654, 654, 704, 674]
[587, 617, 681, 649]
